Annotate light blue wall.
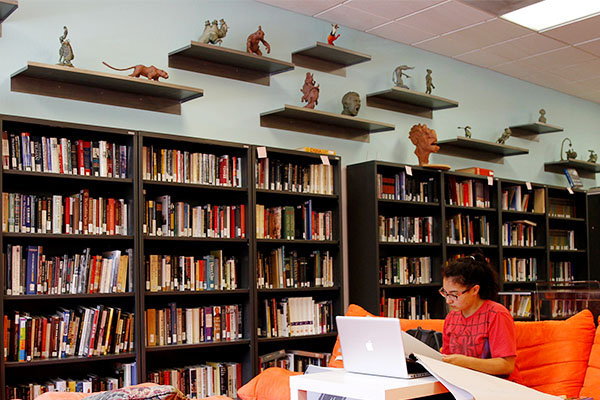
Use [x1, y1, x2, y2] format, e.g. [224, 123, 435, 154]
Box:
[1, 0, 599, 188]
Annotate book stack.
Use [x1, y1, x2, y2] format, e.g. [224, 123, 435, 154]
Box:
[446, 176, 490, 207]
[379, 256, 432, 285]
[255, 159, 333, 195]
[256, 248, 333, 289]
[563, 168, 583, 189]
[446, 214, 490, 245]
[551, 261, 574, 282]
[549, 229, 576, 250]
[455, 167, 494, 177]
[259, 349, 331, 373]
[380, 296, 430, 320]
[259, 297, 333, 338]
[499, 293, 532, 318]
[256, 201, 332, 241]
[502, 220, 537, 247]
[377, 215, 434, 243]
[548, 198, 575, 217]
[503, 257, 538, 282]
[376, 172, 438, 202]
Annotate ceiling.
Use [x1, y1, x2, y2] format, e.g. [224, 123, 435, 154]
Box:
[257, 0, 600, 104]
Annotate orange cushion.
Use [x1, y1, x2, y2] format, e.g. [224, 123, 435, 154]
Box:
[237, 367, 302, 400]
[513, 309, 595, 398]
[579, 315, 600, 399]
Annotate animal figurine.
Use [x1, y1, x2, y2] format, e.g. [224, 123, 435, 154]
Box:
[341, 91, 360, 116]
[300, 72, 320, 109]
[588, 150, 598, 163]
[496, 128, 512, 145]
[425, 69, 435, 94]
[561, 138, 577, 160]
[246, 26, 271, 56]
[458, 126, 472, 138]
[58, 26, 75, 67]
[328, 24, 340, 45]
[102, 62, 169, 81]
[409, 124, 440, 166]
[198, 19, 228, 45]
[393, 65, 414, 89]
[538, 109, 547, 123]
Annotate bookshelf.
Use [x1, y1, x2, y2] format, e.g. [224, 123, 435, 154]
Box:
[252, 146, 343, 372]
[0, 0, 17, 37]
[168, 41, 295, 86]
[365, 87, 458, 119]
[291, 42, 371, 77]
[544, 159, 600, 179]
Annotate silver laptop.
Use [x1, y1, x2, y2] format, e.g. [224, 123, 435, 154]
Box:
[336, 316, 439, 379]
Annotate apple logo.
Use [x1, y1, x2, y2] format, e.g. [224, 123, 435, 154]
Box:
[365, 340, 374, 352]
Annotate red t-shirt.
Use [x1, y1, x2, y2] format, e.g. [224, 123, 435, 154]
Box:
[442, 300, 516, 359]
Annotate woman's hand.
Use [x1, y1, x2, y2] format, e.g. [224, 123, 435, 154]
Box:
[442, 354, 471, 368]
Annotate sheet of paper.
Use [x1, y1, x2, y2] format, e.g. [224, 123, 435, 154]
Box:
[400, 330, 443, 361]
[415, 354, 562, 400]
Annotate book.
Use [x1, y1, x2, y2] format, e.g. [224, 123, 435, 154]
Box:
[455, 167, 494, 176]
[295, 147, 336, 155]
[564, 168, 583, 188]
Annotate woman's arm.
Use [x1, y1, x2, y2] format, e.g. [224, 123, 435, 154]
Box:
[442, 354, 515, 376]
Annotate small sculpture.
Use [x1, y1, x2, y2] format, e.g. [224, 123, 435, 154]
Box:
[198, 19, 228, 45]
[425, 69, 435, 94]
[341, 91, 361, 116]
[409, 124, 440, 166]
[300, 72, 320, 109]
[560, 138, 577, 160]
[246, 26, 271, 56]
[102, 62, 169, 81]
[538, 109, 547, 124]
[58, 26, 75, 67]
[496, 128, 512, 145]
[328, 24, 340, 45]
[588, 150, 598, 164]
[392, 65, 414, 89]
[458, 126, 472, 138]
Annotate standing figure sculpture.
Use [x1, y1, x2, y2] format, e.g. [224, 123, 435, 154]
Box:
[58, 26, 75, 67]
[198, 19, 228, 45]
[300, 72, 320, 109]
[409, 124, 440, 166]
[458, 126, 472, 138]
[341, 91, 360, 116]
[246, 26, 271, 56]
[588, 150, 598, 164]
[328, 24, 340, 45]
[393, 65, 413, 89]
[496, 128, 512, 145]
[425, 69, 435, 94]
[538, 109, 547, 123]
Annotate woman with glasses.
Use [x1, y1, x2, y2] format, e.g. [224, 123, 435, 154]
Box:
[439, 253, 516, 377]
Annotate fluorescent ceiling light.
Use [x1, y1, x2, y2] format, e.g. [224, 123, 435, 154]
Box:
[502, 0, 600, 31]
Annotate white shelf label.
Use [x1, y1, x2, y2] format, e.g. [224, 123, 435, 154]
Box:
[320, 155, 330, 165]
[567, 187, 574, 194]
[526, 182, 532, 190]
[487, 176, 493, 186]
[405, 166, 413, 176]
[257, 146, 267, 159]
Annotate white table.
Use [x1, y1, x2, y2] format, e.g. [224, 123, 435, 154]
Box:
[289, 369, 448, 400]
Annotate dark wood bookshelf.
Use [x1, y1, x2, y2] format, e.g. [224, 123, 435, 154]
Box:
[168, 41, 294, 86]
[380, 283, 441, 289]
[257, 286, 341, 294]
[145, 289, 250, 297]
[145, 339, 251, 352]
[548, 216, 586, 222]
[445, 204, 497, 212]
[291, 42, 370, 76]
[11, 62, 203, 115]
[143, 236, 248, 243]
[366, 87, 458, 118]
[143, 180, 247, 192]
[4, 353, 136, 368]
[509, 122, 563, 138]
[2, 233, 135, 240]
[437, 136, 528, 162]
[378, 241, 442, 247]
[2, 169, 133, 183]
[0, 0, 17, 37]
[256, 239, 339, 245]
[256, 332, 338, 343]
[260, 104, 395, 143]
[4, 293, 136, 301]
[544, 159, 600, 179]
[255, 188, 338, 200]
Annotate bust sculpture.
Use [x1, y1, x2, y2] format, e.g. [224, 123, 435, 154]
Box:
[538, 109, 547, 124]
[409, 124, 440, 166]
[341, 91, 361, 116]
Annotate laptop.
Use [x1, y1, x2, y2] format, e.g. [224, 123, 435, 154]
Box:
[336, 316, 441, 379]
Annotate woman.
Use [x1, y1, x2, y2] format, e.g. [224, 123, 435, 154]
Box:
[440, 253, 516, 376]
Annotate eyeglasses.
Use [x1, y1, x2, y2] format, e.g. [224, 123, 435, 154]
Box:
[439, 286, 472, 301]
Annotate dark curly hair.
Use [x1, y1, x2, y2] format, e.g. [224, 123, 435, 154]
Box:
[442, 251, 499, 301]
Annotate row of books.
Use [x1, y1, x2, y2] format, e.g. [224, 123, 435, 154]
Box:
[550, 261, 574, 282]
[380, 296, 430, 320]
[549, 229, 576, 250]
[146, 252, 238, 292]
[145, 304, 242, 347]
[142, 145, 243, 187]
[143, 197, 246, 238]
[2, 132, 129, 178]
[446, 214, 491, 245]
[503, 257, 538, 282]
[256, 202, 333, 241]
[548, 198, 575, 218]
[499, 293, 532, 318]
[5, 306, 134, 362]
[501, 186, 545, 213]
[147, 362, 242, 399]
[6, 362, 136, 400]
[2, 191, 129, 235]
[259, 297, 333, 338]
[259, 349, 331, 373]
[256, 248, 334, 289]
[446, 176, 491, 208]
[502, 220, 537, 247]
[377, 215, 434, 243]
[548, 299, 584, 318]
[255, 158, 334, 195]
[376, 172, 438, 203]
[5, 245, 133, 296]
[379, 256, 432, 285]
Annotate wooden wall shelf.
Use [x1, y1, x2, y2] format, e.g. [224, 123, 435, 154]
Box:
[545, 159, 600, 179]
[0, 0, 17, 37]
[437, 136, 528, 163]
[11, 62, 204, 115]
[366, 87, 458, 118]
[510, 122, 563, 139]
[260, 104, 395, 143]
[168, 41, 294, 86]
[291, 42, 371, 77]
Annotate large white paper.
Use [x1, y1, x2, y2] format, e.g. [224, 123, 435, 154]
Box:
[400, 330, 443, 361]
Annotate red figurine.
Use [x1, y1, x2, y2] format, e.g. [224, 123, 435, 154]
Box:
[246, 26, 271, 56]
[327, 24, 340, 45]
[300, 72, 320, 109]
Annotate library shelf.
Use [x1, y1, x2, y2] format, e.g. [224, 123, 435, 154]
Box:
[143, 236, 248, 243]
[4, 353, 136, 368]
[378, 242, 442, 247]
[509, 122, 563, 138]
[549, 249, 586, 254]
[437, 136, 529, 162]
[544, 159, 600, 179]
[380, 283, 441, 289]
[168, 41, 294, 86]
[2, 233, 135, 240]
[548, 216, 586, 222]
[365, 87, 458, 118]
[255, 189, 338, 200]
[502, 280, 542, 285]
[501, 210, 545, 217]
[256, 332, 338, 343]
[145, 289, 250, 297]
[145, 339, 251, 353]
[445, 244, 498, 249]
[257, 286, 340, 294]
[445, 204, 497, 213]
[0, 0, 17, 36]
[378, 199, 439, 207]
[291, 42, 370, 76]
[256, 239, 339, 245]
[4, 293, 135, 301]
[259, 104, 395, 143]
[11, 62, 204, 115]
[143, 180, 247, 192]
[502, 246, 546, 251]
[2, 169, 133, 183]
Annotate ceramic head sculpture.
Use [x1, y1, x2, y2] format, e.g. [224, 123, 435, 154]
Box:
[409, 124, 440, 166]
[341, 91, 361, 116]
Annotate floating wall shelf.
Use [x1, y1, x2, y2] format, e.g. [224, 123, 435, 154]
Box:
[11, 62, 203, 114]
[168, 41, 295, 86]
[545, 160, 600, 179]
[0, 0, 18, 37]
[366, 87, 458, 118]
[260, 104, 394, 143]
[510, 122, 563, 139]
[291, 42, 371, 77]
[437, 136, 528, 163]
